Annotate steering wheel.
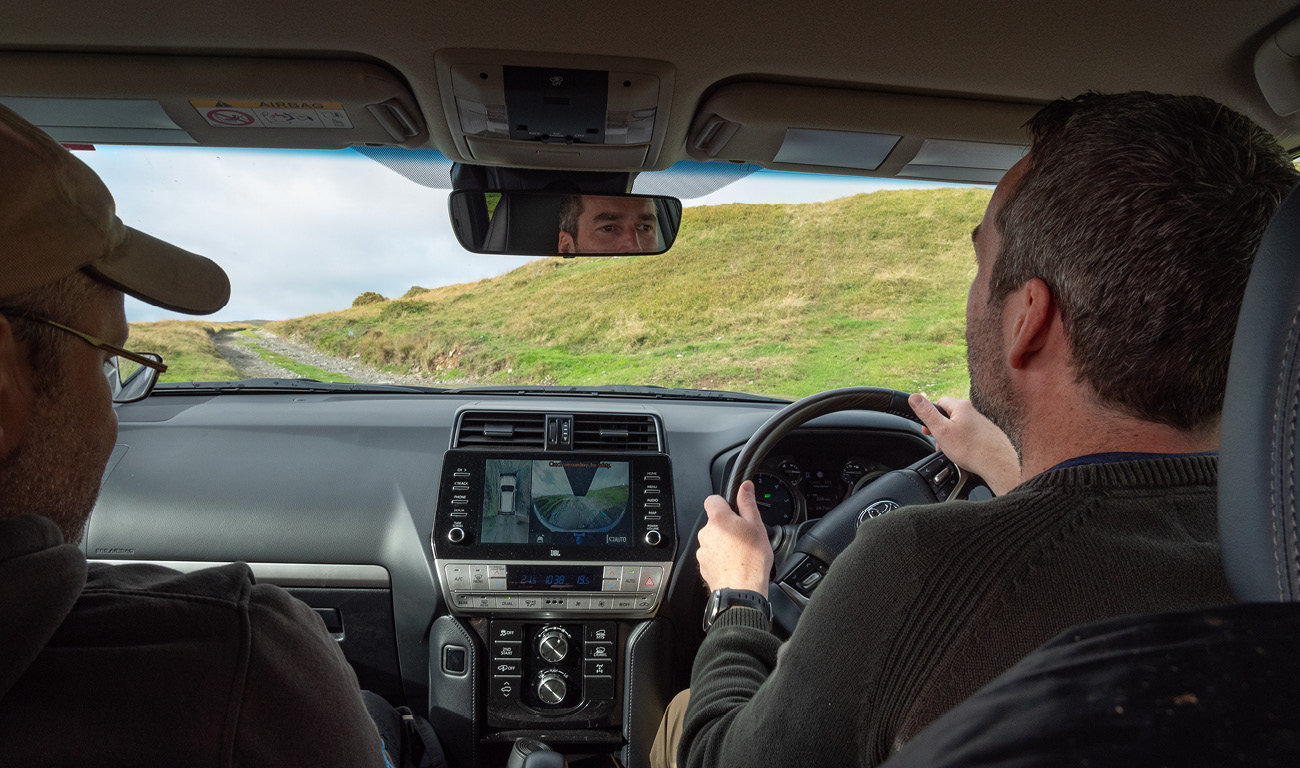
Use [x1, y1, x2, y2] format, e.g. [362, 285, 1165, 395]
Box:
[723, 387, 984, 637]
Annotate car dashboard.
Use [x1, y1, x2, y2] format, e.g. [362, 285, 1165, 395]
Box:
[89, 391, 932, 767]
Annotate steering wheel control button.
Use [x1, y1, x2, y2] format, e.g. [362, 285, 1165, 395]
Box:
[799, 571, 823, 590]
[537, 629, 570, 662]
[934, 465, 952, 485]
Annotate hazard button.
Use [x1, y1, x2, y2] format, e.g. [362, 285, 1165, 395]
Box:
[640, 566, 663, 589]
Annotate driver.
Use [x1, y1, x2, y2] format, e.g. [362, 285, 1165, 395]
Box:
[557, 194, 659, 254]
[664, 92, 1299, 768]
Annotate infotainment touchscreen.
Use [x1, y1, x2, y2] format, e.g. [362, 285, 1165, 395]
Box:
[481, 458, 634, 547]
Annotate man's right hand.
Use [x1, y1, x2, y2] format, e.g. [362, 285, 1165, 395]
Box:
[909, 394, 1021, 495]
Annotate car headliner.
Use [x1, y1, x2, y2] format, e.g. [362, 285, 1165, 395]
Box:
[2, 0, 1298, 169]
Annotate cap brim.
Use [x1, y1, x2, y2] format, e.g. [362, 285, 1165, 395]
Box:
[83, 227, 231, 315]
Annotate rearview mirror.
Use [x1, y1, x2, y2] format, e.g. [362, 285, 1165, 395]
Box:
[449, 191, 682, 256]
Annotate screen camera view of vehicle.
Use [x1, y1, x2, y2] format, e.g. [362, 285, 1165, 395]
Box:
[481, 458, 633, 548]
[449, 190, 682, 256]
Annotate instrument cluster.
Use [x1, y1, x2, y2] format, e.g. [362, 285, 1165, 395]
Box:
[749, 432, 917, 526]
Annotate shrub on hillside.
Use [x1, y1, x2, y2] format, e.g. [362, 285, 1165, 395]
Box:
[380, 299, 434, 320]
[402, 285, 430, 299]
[352, 291, 388, 307]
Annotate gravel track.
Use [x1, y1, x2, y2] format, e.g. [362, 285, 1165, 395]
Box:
[212, 329, 433, 386]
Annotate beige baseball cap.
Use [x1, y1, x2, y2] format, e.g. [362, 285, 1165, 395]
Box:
[0, 102, 229, 314]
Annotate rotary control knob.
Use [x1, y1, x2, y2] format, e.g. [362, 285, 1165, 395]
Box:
[536, 672, 567, 705]
[446, 527, 466, 544]
[537, 630, 569, 663]
[644, 529, 663, 547]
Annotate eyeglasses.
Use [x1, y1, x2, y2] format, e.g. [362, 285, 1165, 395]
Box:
[0, 310, 168, 404]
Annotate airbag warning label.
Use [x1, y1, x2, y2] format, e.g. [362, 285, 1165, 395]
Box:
[190, 99, 353, 129]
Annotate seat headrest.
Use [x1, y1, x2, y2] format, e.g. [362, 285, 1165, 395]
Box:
[1219, 183, 1300, 603]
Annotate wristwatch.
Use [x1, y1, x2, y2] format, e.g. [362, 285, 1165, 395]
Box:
[702, 588, 772, 631]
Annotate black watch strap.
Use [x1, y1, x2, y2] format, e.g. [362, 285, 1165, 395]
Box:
[703, 588, 772, 632]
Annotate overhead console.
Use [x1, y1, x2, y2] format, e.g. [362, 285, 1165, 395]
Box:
[0, 52, 426, 148]
[434, 49, 675, 171]
[687, 83, 1042, 184]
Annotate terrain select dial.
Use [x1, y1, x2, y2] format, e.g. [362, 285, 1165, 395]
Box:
[537, 672, 567, 705]
[537, 630, 569, 663]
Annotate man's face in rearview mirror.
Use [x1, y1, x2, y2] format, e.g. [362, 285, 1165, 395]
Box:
[558, 195, 658, 254]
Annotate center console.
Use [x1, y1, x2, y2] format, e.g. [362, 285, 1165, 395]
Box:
[429, 412, 678, 761]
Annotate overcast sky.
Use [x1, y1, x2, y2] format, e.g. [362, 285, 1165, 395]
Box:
[76, 146, 962, 323]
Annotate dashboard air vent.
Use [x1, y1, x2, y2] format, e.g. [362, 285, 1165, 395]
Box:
[456, 411, 546, 448]
[572, 414, 660, 452]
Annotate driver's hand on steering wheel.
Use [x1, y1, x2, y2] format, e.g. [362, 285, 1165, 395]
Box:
[909, 394, 1022, 496]
[697, 481, 773, 597]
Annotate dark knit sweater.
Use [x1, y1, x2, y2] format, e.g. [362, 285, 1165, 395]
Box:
[679, 455, 1232, 768]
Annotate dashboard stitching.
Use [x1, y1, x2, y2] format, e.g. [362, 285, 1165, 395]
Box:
[444, 617, 478, 768]
[623, 620, 649, 767]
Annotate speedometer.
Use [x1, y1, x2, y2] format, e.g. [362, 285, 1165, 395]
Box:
[751, 472, 799, 525]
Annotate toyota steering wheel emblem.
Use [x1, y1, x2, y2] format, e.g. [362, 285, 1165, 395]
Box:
[858, 499, 901, 525]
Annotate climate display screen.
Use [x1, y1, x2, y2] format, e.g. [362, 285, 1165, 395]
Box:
[481, 458, 634, 547]
[506, 565, 602, 591]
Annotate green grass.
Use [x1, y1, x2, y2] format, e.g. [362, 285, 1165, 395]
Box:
[236, 342, 357, 383]
[127, 320, 251, 382]
[269, 188, 988, 399]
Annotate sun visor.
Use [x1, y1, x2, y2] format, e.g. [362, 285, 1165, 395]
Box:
[687, 83, 1040, 183]
[434, 49, 675, 171]
[0, 53, 426, 149]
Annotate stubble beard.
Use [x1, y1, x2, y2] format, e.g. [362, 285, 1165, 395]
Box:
[0, 376, 106, 543]
[967, 299, 1027, 460]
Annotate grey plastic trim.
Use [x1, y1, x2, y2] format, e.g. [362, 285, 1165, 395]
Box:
[89, 560, 391, 587]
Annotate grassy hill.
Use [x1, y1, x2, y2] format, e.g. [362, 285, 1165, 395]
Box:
[129, 187, 990, 399]
[127, 320, 253, 381]
[268, 187, 988, 399]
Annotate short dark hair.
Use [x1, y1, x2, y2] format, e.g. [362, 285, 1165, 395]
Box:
[991, 92, 1299, 432]
[559, 195, 584, 241]
[1, 271, 112, 389]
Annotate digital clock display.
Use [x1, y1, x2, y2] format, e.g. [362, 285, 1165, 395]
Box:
[506, 565, 602, 591]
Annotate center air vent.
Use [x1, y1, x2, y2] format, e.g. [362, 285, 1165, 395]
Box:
[455, 411, 546, 448]
[572, 414, 659, 451]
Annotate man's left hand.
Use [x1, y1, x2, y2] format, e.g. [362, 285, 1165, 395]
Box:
[697, 480, 773, 597]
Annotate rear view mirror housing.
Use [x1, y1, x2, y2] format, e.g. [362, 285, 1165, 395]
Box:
[449, 190, 682, 257]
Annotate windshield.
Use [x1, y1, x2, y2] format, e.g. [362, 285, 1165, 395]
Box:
[83, 146, 988, 400]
